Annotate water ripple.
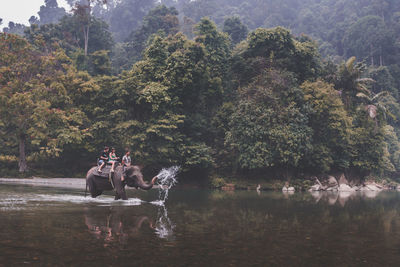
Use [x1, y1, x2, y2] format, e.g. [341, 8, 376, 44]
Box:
[0, 193, 143, 210]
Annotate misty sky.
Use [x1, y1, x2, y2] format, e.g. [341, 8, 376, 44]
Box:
[0, 0, 70, 27]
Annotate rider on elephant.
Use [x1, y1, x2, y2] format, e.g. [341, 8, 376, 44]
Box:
[108, 147, 119, 173]
[97, 146, 109, 173]
[121, 149, 131, 182]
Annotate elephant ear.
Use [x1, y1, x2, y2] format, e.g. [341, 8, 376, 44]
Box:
[125, 166, 135, 177]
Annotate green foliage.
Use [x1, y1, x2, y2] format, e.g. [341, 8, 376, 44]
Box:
[350, 113, 386, 175]
[210, 176, 226, 188]
[368, 66, 398, 98]
[212, 102, 237, 172]
[3, 22, 26, 35]
[88, 50, 111, 75]
[226, 70, 312, 171]
[195, 18, 231, 80]
[124, 5, 180, 68]
[246, 27, 295, 59]
[223, 16, 248, 46]
[2, 3, 400, 181]
[343, 16, 396, 66]
[37, 0, 67, 25]
[85, 30, 227, 171]
[106, 0, 157, 42]
[383, 125, 400, 172]
[0, 33, 91, 172]
[233, 27, 320, 84]
[334, 57, 368, 108]
[301, 80, 353, 173]
[25, 14, 113, 56]
[168, 0, 400, 65]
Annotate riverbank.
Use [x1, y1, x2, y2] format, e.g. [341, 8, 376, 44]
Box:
[209, 175, 400, 192]
[0, 177, 165, 190]
[0, 177, 86, 189]
[2, 175, 399, 193]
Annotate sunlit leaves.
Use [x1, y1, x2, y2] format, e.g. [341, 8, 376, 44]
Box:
[0, 33, 91, 171]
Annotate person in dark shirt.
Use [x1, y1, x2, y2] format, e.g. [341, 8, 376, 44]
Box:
[97, 146, 109, 173]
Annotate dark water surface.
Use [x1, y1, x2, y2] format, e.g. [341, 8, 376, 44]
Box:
[1, 184, 400, 266]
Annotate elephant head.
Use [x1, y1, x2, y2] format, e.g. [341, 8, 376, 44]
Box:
[124, 166, 157, 190]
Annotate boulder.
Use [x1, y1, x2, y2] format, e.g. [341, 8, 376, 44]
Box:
[360, 182, 384, 191]
[338, 173, 349, 185]
[315, 178, 328, 190]
[283, 182, 295, 192]
[325, 176, 339, 191]
[359, 186, 369, 192]
[352, 185, 361, 191]
[310, 184, 322, 191]
[287, 187, 295, 192]
[315, 178, 323, 186]
[338, 184, 355, 192]
[327, 176, 338, 187]
[364, 184, 382, 191]
[349, 177, 362, 187]
[326, 185, 338, 191]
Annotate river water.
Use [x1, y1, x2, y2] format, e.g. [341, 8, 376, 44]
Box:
[1, 183, 400, 266]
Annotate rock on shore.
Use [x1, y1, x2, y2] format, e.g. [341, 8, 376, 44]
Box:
[282, 182, 295, 192]
[308, 174, 385, 192]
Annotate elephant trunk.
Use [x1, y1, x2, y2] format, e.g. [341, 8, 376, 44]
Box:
[137, 175, 157, 190]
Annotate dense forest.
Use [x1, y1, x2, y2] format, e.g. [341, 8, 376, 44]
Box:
[1, 0, 400, 183]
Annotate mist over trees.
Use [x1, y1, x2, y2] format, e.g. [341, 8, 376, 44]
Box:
[1, 0, 400, 182]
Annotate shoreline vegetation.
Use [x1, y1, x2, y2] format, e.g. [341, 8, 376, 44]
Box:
[1, 174, 399, 193]
[2, 1, 400, 186]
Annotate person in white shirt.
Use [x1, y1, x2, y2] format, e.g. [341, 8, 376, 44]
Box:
[121, 150, 131, 181]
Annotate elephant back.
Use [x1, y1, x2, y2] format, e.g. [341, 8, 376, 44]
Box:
[97, 166, 113, 178]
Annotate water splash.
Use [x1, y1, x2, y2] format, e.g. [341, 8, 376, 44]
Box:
[150, 166, 178, 239]
[155, 166, 179, 203]
[154, 205, 175, 240]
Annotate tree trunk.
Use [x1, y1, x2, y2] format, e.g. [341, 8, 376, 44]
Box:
[370, 44, 374, 66]
[18, 134, 28, 173]
[84, 25, 89, 56]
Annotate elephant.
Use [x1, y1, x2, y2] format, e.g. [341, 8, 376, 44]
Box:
[86, 165, 157, 200]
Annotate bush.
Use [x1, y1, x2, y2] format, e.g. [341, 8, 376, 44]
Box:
[0, 155, 18, 176]
[210, 176, 227, 188]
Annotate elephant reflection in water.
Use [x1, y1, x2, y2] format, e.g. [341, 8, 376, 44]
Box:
[84, 207, 154, 244]
[84, 205, 175, 244]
